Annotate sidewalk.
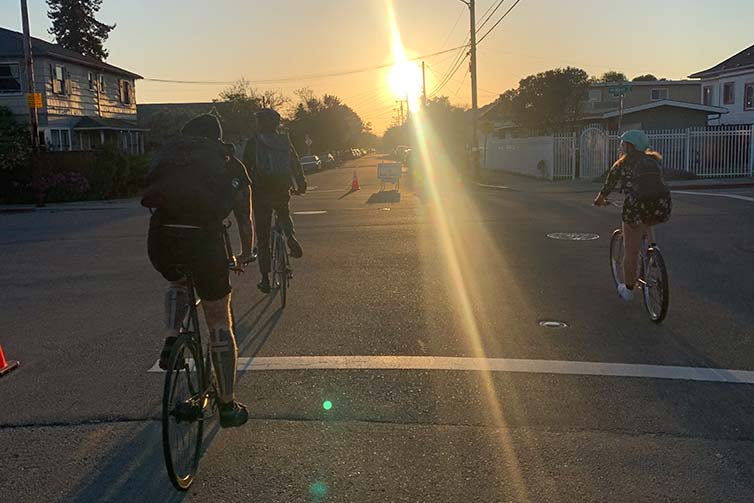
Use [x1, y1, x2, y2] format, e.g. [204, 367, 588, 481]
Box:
[0, 198, 139, 214]
[477, 170, 754, 194]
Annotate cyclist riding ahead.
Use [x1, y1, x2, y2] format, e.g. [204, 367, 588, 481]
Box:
[594, 130, 672, 302]
[242, 108, 307, 294]
[143, 113, 252, 428]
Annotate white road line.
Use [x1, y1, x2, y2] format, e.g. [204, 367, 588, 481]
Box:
[293, 210, 327, 215]
[673, 190, 754, 203]
[147, 356, 754, 384]
[477, 183, 509, 190]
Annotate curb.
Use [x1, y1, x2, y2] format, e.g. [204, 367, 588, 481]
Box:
[0, 205, 133, 214]
[667, 182, 754, 191]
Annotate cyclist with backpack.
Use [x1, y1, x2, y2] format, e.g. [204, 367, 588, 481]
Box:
[242, 108, 307, 294]
[594, 130, 672, 302]
[143, 113, 251, 428]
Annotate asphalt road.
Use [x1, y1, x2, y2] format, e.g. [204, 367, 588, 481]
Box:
[2, 155, 754, 502]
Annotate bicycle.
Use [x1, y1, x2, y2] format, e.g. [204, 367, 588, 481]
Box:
[270, 210, 292, 309]
[603, 200, 670, 323]
[161, 222, 243, 491]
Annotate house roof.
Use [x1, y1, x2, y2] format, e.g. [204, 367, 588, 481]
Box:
[590, 80, 699, 87]
[600, 100, 728, 119]
[688, 43, 754, 79]
[74, 116, 147, 131]
[0, 27, 142, 79]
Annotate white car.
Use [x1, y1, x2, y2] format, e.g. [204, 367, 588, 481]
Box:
[300, 155, 321, 172]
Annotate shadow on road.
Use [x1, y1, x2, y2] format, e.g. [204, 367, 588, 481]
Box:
[366, 190, 400, 204]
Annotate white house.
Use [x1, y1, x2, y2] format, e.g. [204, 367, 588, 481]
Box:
[689, 43, 754, 126]
[0, 26, 145, 154]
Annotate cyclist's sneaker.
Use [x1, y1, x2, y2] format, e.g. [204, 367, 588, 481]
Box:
[257, 276, 271, 294]
[218, 400, 249, 428]
[159, 335, 178, 370]
[617, 283, 634, 302]
[288, 236, 303, 258]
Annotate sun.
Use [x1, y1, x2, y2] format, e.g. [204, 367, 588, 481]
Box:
[388, 61, 423, 102]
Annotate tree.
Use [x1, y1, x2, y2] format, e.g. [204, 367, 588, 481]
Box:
[47, 0, 115, 60]
[214, 78, 289, 140]
[287, 90, 367, 153]
[507, 67, 590, 131]
[632, 74, 661, 82]
[598, 71, 628, 83]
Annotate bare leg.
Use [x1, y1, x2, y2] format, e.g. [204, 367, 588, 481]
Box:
[202, 294, 237, 404]
[622, 221, 647, 288]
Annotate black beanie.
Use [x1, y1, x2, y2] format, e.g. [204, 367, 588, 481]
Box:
[181, 114, 223, 140]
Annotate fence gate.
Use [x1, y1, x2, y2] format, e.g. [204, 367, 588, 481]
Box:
[579, 127, 609, 179]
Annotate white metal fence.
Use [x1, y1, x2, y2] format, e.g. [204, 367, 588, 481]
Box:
[483, 133, 576, 180]
[581, 125, 754, 179]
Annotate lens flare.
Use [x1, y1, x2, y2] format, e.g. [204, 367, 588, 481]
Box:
[322, 400, 333, 411]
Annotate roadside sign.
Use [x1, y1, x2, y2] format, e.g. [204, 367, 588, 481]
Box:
[608, 85, 631, 97]
[304, 134, 313, 147]
[26, 92, 42, 109]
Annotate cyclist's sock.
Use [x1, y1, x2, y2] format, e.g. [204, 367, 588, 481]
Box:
[209, 328, 237, 403]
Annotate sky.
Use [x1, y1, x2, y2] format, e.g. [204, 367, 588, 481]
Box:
[2, 0, 753, 133]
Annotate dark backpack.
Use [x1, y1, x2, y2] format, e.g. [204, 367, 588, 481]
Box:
[631, 155, 669, 201]
[141, 137, 239, 224]
[255, 133, 292, 178]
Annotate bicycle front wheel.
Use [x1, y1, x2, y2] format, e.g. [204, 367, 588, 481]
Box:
[162, 334, 204, 491]
[609, 229, 624, 288]
[642, 247, 669, 323]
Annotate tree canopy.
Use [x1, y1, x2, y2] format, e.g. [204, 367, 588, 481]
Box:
[47, 0, 115, 60]
[287, 89, 367, 153]
[598, 71, 629, 83]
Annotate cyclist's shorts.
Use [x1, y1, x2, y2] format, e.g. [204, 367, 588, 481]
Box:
[147, 219, 231, 302]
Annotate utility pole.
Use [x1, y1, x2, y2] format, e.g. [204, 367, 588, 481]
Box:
[20, 0, 39, 149]
[468, 0, 479, 181]
[398, 99, 404, 126]
[422, 61, 427, 108]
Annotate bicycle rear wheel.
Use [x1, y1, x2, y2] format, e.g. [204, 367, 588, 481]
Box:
[274, 232, 288, 309]
[642, 247, 669, 323]
[609, 229, 624, 288]
[162, 334, 204, 491]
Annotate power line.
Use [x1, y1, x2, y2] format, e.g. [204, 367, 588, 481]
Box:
[477, 0, 524, 44]
[476, 0, 507, 33]
[143, 45, 468, 86]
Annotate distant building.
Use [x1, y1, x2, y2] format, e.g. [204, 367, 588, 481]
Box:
[689, 43, 754, 125]
[0, 26, 145, 154]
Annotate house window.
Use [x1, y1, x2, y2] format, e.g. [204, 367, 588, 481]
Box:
[0, 63, 22, 94]
[702, 86, 713, 106]
[88, 72, 95, 91]
[99, 74, 106, 94]
[119, 80, 132, 104]
[723, 82, 735, 105]
[650, 88, 668, 101]
[745, 83, 754, 111]
[48, 128, 71, 151]
[51, 64, 67, 94]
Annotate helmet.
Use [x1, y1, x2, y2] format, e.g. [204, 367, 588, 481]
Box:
[620, 130, 649, 152]
[181, 113, 223, 140]
[254, 108, 281, 122]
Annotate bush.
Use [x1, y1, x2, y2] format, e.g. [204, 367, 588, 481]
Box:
[39, 172, 90, 202]
[0, 106, 33, 203]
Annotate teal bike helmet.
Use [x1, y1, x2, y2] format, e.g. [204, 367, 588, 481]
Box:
[620, 130, 649, 151]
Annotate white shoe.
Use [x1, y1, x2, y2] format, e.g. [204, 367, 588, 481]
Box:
[617, 283, 634, 302]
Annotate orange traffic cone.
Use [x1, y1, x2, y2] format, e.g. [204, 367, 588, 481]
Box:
[0, 342, 20, 377]
[351, 171, 360, 191]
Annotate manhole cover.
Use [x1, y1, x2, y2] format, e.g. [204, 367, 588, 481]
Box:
[547, 232, 599, 241]
[539, 321, 568, 329]
[294, 210, 327, 215]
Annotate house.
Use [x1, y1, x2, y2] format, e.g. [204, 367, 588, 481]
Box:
[480, 79, 726, 135]
[0, 26, 145, 154]
[689, 43, 754, 126]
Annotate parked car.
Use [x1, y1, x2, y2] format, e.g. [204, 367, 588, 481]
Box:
[318, 153, 336, 168]
[300, 155, 322, 172]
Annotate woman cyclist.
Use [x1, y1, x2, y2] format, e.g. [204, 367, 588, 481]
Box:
[594, 130, 672, 301]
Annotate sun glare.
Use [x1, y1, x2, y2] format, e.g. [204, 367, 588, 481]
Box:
[385, 1, 422, 112]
